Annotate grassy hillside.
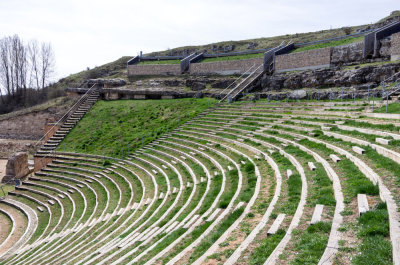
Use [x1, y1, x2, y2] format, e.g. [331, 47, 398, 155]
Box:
[57, 98, 217, 157]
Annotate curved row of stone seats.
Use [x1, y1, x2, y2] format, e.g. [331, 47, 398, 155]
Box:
[48, 154, 157, 262]
[0, 198, 38, 260]
[94, 151, 191, 264]
[145, 131, 304, 264]
[0, 205, 25, 257]
[109, 141, 231, 264]
[39, 88, 100, 154]
[16, 185, 65, 239]
[183, 119, 344, 263]
[213, 104, 398, 264]
[268, 126, 400, 264]
[142, 136, 250, 265]
[92, 133, 239, 262]
[0, 209, 15, 253]
[6, 158, 104, 265]
[79, 144, 218, 264]
[11, 154, 139, 265]
[175, 126, 309, 264]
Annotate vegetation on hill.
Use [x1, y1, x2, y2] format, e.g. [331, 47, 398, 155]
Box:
[138, 59, 181, 65]
[200, 52, 264, 63]
[57, 98, 217, 157]
[58, 56, 131, 86]
[291, 36, 364, 53]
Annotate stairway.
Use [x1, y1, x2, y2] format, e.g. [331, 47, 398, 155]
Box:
[36, 88, 100, 155]
[220, 64, 263, 102]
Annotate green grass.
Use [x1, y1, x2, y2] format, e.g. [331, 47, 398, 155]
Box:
[291, 36, 363, 53]
[344, 119, 400, 132]
[58, 98, 216, 157]
[0, 185, 15, 197]
[249, 228, 286, 264]
[200, 53, 264, 63]
[352, 203, 392, 265]
[187, 207, 244, 263]
[298, 138, 379, 201]
[138, 59, 181, 65]
[291, 222, 331, 265]
[374, 102, 400, 114]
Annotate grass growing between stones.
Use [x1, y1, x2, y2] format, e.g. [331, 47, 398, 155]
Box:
[249, 228, 285, 265]
[58, 98, 216, 157]
[291, 222, 331, 265]
[352, 203, 392, 265]
[374, 102, 400, 114]
[187, 207, 245, 263]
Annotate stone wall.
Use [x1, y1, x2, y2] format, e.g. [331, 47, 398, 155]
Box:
[34, 156, 54, 172]
[127, 64, 181, 76]
[275, 47, 332, 72]
[44, 124, 61, 142]
[189, 58, 264, 75]
[392, 32, 400, 61]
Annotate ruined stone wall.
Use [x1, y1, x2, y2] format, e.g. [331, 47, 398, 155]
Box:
[189, 58, 264, 75]
[275, 48, 332, 72]
[0, 112, 55, 140]
[127, 64, 181, 76]
[392, 32, 400, 61]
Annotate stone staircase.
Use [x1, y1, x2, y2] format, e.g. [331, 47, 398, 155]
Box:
[37, 87, 100, 155]
[220, 64, 264, 102]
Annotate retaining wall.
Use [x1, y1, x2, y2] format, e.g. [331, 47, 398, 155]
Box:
[127, 64, 181, 76]
[44, 124, 61, 142]
[189, 58, 264, 75]
[392, 32, 400, 61]
[275, 47, 332, 72]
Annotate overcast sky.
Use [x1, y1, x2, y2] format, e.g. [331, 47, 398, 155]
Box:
[0, 0, 398, 80]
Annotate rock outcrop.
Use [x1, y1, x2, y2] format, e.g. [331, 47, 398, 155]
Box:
[260, 61, 400, 91]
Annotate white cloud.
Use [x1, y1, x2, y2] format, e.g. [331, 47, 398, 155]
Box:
[0, 0, 398, 79]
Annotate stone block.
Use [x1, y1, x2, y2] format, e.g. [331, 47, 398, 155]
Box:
[329, 154, 341, 163]
[376, 138, 390, 145]
[352, 146, 365, 154]
[3, 152, 29, 183]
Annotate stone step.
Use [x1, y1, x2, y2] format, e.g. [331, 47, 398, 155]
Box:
[308, 162, 316, 171]
[329, 154, 341, 163]
[206, 208, 222, 222]
[183, 214, 200, 229]
[352, 146, 365, 154]
[267, 213, 285, 235]
[310, 204, 324, 225]
[376, 138, 391, 145]
[357, 194, 369, 216]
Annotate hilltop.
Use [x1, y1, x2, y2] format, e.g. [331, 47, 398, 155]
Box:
[56, 11, 400, 87]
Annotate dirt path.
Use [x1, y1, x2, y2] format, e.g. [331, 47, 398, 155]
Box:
[0, 203, 27, 256]
[0, 211, 12, 244]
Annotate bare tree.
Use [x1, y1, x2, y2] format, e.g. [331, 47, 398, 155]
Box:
[28, 40, 40, 89]
[40, 42, 55, 89]
[0, 35, 57, 113]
